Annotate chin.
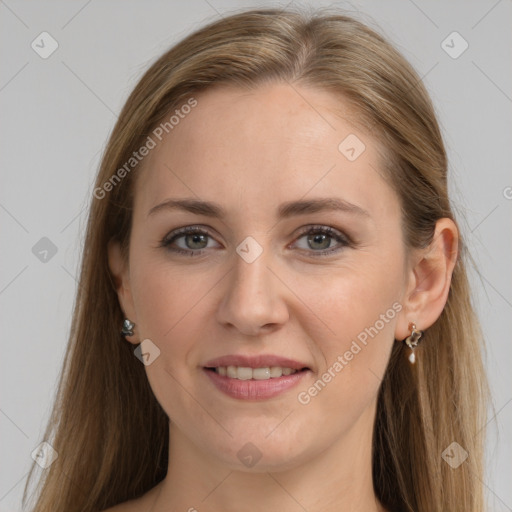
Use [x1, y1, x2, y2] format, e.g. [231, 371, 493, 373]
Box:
[208, 432, 315, 473]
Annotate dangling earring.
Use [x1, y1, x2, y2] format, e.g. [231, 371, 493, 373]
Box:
[403, 322, 423, 364]
[121, 319, 135, 337]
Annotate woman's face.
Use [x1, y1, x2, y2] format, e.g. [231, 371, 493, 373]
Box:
[115, 83, 411, 471]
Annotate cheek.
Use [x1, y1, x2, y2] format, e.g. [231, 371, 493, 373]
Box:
[130, 255, 213, 339]
[129, 258, 217, 424]
[298, 254, 402, 386]
[129, 255, 224, 399]
[304, 254, 402, 345]
[292, 265, 401, 437]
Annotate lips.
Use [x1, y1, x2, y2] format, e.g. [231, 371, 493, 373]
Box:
[202, 354, 311, 400]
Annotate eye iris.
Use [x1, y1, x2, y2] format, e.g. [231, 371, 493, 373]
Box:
[186, 233, 208, 249]
[308, 233, 331, 250]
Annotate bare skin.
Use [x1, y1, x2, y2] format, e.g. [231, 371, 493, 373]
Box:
[107, 82, 458, 511]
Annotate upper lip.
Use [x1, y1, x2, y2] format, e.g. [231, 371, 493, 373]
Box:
[203, 354, 310, 370]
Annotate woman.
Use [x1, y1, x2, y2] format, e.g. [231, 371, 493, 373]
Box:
[24, 7, 489, 512]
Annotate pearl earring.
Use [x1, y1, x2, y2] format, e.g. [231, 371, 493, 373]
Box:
[403, 322, 423, 364]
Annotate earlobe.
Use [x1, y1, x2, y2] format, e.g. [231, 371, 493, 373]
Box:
[397, 218, 458, 337]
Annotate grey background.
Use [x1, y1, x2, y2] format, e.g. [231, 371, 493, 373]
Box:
[1, 0, 510, 510]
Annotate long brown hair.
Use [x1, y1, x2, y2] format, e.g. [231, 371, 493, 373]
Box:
[23, 7, 489, 511]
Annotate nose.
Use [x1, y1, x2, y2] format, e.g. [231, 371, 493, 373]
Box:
[216, 248, 289, 336]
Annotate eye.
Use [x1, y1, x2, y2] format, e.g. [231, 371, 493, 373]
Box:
[160, 224, 352, 257]
[160, 226, 220, 256]
[291, 225, 351, 256]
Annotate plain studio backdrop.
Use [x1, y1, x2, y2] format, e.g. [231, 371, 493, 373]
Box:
[0, 1, 511, 510]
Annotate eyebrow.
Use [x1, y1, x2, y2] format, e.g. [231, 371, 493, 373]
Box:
[147, 197, 370, 219]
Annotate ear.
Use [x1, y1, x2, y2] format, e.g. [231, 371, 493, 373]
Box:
[395, 218, 459, 340]
[108, 239, 138, 345]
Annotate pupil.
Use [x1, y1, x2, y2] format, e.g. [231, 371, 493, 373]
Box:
[310, 233, 330, 250]
[187, 234, 207, 249]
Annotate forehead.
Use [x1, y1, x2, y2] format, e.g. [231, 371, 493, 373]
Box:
[134, 82, 398, 222]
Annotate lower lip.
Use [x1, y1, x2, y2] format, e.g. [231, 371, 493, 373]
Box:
[203, 368, 309, 400]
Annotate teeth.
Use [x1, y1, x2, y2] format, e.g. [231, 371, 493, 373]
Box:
[269, 366, 283, 378]
[214, 365, 299, 380]
[253, 367, 270, 380]
[237, 367, 253, 380]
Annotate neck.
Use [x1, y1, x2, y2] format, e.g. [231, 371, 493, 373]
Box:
[152, 400, 386, 512]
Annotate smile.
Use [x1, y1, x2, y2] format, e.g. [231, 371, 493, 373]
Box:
[202, 354, 311, 399]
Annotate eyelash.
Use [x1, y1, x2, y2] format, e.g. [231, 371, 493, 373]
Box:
[159, 225, 353, 258]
